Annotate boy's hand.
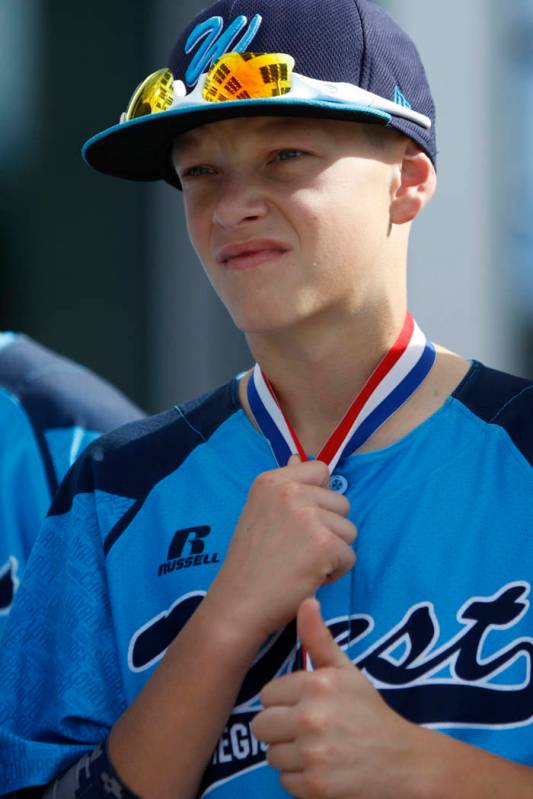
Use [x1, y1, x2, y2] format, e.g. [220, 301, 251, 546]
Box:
[251, 598, 419, 799]
[206, 457, 357, 642]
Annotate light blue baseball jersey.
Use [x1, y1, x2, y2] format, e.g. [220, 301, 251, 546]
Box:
[0, 360, 532, 796]
[0, 332, 144, 634]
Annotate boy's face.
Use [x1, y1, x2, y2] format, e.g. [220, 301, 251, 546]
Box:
[172, 116, 405, 336]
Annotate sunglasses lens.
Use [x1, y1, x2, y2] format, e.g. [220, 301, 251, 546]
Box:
[125, 68, 174, 121]
[202, 52, 295, 103]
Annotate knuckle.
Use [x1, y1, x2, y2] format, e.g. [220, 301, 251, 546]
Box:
[338, 495, 351, 515]
[335, 539, 353, 564]
[259, 683, 272, 707]
[301, 741, 332, 770]
[326, 565, 345, 585]
[317, 535, 338, 571]
[299, 706, 325, 735]
[346, 520, 358, 543]
[333, 556, 355, 581]
[301, 741, 320, 769]
[315, 460, 330, 480]
[294, 504, 319, 528]
[301, 768, 332, 798]
[249, 715, 262, 739]
[312, 670, 335, 698]
[315, 527, 333, 553]
[278, 481, 302, 507]
[253, 471, 278, 492]
[344, 545, 357, 568]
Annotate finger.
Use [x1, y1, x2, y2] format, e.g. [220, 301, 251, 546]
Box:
[280, 771, 308, 798]
[267, 742, 302, 773]
[282, 457, 330, 488]
[251, 706, 299, 744]
[322, 537, 356, 584]
[272, 482, 351, 517]
[298, 598, 352, 670]
[302, 485, 351, 516]
[315, 509, 357, 545]
[252, 461, 331, 501]
[261, 672, 307, 707]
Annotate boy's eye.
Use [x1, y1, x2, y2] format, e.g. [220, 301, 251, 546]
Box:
[275, 149, 305, 162]
[182, 164, 215, 178]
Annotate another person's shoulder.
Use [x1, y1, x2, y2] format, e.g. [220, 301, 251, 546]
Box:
[50, 377, 242, 515]
[452, 360, 533, 467]
[0, 332, 144, 432]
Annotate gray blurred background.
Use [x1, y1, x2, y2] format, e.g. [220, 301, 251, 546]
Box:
[2, 0, 533, 414]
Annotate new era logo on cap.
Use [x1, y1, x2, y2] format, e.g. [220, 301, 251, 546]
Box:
[393, 85, 412, 109]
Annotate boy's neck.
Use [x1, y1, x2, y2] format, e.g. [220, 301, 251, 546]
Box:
[241, 306, 403, 455]
[239, 310, 471, 457]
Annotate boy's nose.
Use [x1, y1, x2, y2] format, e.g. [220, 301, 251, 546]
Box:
[212, 175, 269, 229]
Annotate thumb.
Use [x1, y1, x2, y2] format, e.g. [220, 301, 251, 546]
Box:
[298, 598, 352, 670]
[288, 454, 301, 465]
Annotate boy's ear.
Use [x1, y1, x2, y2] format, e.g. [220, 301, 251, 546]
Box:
[390, 141, 436, 225]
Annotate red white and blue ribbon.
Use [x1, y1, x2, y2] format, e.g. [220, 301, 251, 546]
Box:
[247, 312, 436, 670]
[247, 313, 436, 473]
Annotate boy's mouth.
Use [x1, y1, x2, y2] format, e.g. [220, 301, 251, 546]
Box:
[216, 239, 290, 269]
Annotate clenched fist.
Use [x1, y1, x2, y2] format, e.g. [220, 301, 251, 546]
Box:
[252, 598, 422, 799]
[206, 456, 357, 644]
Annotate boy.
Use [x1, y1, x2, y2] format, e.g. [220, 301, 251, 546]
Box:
[1, 1, 532, 797]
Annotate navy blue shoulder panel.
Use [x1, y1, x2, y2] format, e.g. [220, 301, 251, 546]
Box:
[0, 335, 143, 432]
[50, 379, 241, 553]
[0, 335, 145, 493]
[453, 360, 533, 467]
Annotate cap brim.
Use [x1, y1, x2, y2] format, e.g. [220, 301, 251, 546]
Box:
[82, 98, 391, 188]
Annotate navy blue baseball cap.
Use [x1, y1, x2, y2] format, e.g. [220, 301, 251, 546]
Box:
[83, 0, 436, 188]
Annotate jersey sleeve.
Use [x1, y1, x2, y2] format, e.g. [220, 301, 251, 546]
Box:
[0, 452, 127, 794]
[0, 391, 50, 621]
[0, 335, 145, 635]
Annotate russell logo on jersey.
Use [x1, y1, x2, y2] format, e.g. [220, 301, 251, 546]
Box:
[157, 525, 220, 577]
